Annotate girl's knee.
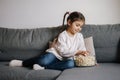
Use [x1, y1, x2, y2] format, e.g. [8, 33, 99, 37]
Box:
[66, 60, 75, 68]
[38, 58, 49, 66]
[37, 53, 56, 66]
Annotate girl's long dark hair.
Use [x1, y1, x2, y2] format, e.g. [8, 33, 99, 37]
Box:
[62, 11, 85, 30]
[62, 12, 70, 26]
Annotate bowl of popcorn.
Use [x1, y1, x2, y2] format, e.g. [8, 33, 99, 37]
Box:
[74, 55, 96, 67]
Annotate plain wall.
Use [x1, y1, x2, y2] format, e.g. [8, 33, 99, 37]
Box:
[0, 0, 120, 28]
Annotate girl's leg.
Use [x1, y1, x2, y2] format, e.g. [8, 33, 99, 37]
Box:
[22, 52, 56, 69]
[47, 59, 75, 71]
[22, 52, 75, 71]
[37, 52, 75, 70]
[23, 57, 38, 68]
[9, 52, 56, 69]
[37, 52, 57, 67]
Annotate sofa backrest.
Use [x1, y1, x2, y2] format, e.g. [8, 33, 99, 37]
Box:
[0, 24, 120, 62]
[0, 27, 61, 61]
[81, 24, 120, 63]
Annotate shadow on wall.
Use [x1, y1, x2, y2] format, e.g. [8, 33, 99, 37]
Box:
[117, 39, 120, 63]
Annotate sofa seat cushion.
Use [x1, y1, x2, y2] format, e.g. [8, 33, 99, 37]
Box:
[0, 62, 61, 80]
[56, 63, 120, 80]
[26, 69, 61, 80]
[0, 63, 30, 80]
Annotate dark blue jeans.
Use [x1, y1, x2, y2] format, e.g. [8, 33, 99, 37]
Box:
[23, 52, 75, 71]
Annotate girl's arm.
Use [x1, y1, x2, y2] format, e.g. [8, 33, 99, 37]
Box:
[55, 34, 76, 58]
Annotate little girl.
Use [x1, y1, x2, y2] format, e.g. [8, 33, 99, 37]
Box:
[9, 11, 88, 71]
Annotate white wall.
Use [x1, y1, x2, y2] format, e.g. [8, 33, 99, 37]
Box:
[0, 0, 120, 28]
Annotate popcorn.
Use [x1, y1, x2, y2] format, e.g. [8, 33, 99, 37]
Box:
[74, 55, 96, 66]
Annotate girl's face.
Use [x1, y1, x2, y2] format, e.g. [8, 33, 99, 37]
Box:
[67, 20, 84, 35]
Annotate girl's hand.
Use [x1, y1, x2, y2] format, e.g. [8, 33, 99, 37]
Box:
[75, 50, 89, 56]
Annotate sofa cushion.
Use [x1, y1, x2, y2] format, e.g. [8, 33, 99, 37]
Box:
[81, 24, 120, 63]
[0, 27, 61, 61]
[84, 36, 96, 56]
[56, 63, 120, 80]
[0, 27, 61, 50]
[0, 62, 30, 80]
[0, 50, 44, 61]
[26, 70, 61, 80]
[0, 62, 61, 80]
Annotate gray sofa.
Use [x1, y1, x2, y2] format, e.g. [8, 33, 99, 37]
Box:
[0, 24, 120, 80]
